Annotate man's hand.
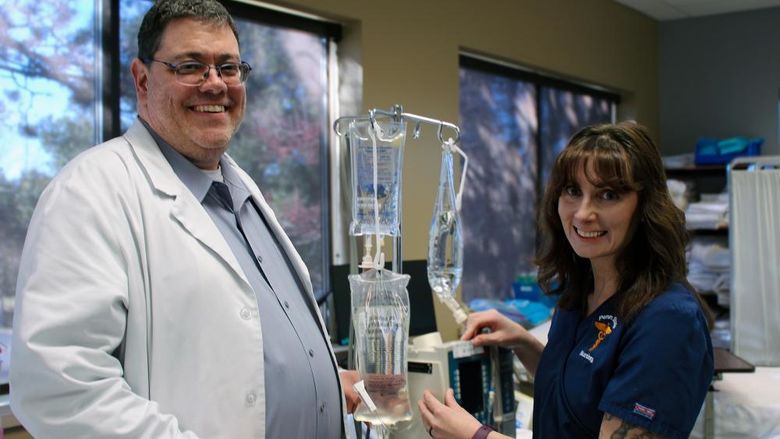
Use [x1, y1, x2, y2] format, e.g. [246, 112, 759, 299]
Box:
[338, 370, 362, 413]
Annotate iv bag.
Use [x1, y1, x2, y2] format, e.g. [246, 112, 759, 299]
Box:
[427, 146, 464, 299]
[347, 118, 406, 237]
[350, 268, 412, 425]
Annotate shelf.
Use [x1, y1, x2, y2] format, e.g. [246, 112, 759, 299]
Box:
[688, 227, 728, 236]
[665, 165, 726, 177]
[666, 165, 728, 194]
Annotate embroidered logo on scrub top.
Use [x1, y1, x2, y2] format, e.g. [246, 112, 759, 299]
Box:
[633, 402, 656, 420]
[588, 314, 618, 352]
[578, 314, 618, 364]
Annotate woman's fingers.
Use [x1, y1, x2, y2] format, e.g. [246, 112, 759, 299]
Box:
[444, 388, 458, 407]
[461, 311, 495, 340]
[418, 391, 436, 434]
[470, 331, 501, 347]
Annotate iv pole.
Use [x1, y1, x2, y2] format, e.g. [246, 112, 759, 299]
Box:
[334, 105, 464, 438]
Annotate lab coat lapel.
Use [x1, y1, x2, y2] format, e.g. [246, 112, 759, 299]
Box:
[123, 121, 250, 288]
[168, 196, 249, 286]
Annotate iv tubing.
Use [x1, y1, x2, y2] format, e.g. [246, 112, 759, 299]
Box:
[439, 294, 468, 327]
[362, 120, 383, 269]
[443, 139, 469, 212]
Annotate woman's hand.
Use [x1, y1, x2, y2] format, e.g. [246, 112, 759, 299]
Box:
[462, 309, 545, 377]
[461, 309, 527, 348]
[418, 389, 481, 439]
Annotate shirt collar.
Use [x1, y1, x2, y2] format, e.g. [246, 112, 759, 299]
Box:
[138, 117, 250, 206]
[220, 159, 252, 209]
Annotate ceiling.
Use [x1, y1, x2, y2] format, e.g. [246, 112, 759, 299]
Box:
[614, 0, 780, 20]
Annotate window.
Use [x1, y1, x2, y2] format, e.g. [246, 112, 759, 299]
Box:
[0, 0, 101, 387]
[539, 86, 616, 185]
[458, 64, 538, 304]
[459, 55, 617, 302]
[224, 14, 332, 298]
[0, 0, 339, 389]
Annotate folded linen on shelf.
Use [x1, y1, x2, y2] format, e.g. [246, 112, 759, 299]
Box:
[685, 193, 728, 230]
[687, 241, 730, 294]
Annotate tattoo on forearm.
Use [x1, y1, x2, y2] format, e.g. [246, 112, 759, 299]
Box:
[610, 420, 631, 438]
[605, 414, 657, 439]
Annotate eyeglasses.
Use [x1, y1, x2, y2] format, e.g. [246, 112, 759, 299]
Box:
[144, 59, 252, 86]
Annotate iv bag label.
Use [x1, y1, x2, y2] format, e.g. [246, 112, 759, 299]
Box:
[359, 311, 406, 368]
[351, 144, 402, 236]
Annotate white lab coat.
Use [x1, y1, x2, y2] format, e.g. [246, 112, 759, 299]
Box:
[10, 121, 347, 438]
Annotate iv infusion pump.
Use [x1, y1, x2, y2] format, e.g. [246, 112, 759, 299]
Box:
[389, 332, 516, 438]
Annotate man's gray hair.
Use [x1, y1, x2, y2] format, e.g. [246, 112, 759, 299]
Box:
[137, 0, 239, 61]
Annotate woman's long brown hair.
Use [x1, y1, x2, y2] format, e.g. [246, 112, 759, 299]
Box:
[535, 121, 713, 326]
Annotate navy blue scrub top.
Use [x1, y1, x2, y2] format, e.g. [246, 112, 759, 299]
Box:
[532, 283, 713, 439]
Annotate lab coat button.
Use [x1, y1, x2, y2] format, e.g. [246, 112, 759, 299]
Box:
[245, 392, 257, 407]
[240, 308, 251, 320]
[308, 348, 314, 357]
[256, 255, 263, 264]
[320, 402, 326, 413]
[284, 300, 290, 309]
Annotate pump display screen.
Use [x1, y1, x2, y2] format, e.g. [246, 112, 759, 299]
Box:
[457, 359, 484, 414]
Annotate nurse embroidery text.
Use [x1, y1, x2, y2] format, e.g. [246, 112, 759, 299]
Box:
[579, 350, 594, 363]
[598, 314, 618, 329]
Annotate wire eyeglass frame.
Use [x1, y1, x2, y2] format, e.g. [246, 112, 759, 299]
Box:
[144, 59, 252, 86]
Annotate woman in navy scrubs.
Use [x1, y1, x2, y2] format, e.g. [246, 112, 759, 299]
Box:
[419, 122, 714, 439]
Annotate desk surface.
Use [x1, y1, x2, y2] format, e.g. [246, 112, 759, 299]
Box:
[714, 347, 755, 374]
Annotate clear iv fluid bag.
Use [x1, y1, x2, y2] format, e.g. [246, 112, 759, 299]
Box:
[427, 147, 464, 298]
[350, 269, 412, 425]
[348, 118, 406, 237]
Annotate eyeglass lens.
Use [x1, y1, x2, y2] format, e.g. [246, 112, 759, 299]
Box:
[175, 62, 249, 86]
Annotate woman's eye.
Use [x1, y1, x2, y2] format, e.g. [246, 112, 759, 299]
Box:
[600, 190, 619, 201]
[563, 186, 580, 197]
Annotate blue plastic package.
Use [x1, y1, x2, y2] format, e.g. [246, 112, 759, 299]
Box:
[694, 137, 762, 165]
[468, 297, 553, 329]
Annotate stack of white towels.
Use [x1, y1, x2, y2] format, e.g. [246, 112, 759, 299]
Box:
[687, 240, 730, 305]
[684, 192, 729, 230]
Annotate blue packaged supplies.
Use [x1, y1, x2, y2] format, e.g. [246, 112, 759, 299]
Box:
[468, 297, 553, 328]
[694, 137, 762, 165]
[512, 274, 558, 308]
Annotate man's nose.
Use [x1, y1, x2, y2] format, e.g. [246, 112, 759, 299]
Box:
[199, 66, 228, 91]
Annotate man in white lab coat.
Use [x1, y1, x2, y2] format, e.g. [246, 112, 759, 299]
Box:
[10, 1, 358, 437]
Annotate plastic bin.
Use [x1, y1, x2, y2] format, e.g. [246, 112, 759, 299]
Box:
[694, 137, 762, 165]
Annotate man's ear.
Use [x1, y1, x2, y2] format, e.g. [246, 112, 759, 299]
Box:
[130, 58, 149, 97]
